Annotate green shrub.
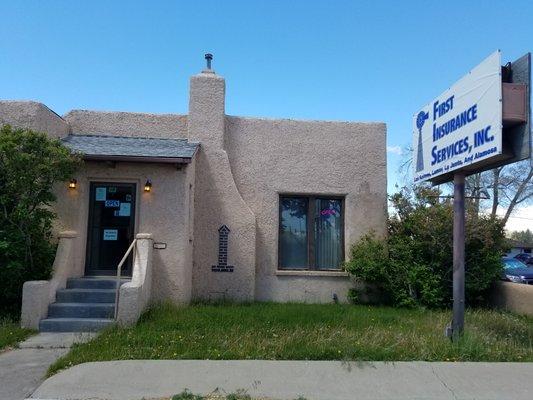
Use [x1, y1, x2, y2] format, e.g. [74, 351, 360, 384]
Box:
[226, 391, 251, 400]
[0, 125, 80, 317]
[345, 186, 506, 308]
[172, 390, 204, 400]
[171, 390, 253, 400]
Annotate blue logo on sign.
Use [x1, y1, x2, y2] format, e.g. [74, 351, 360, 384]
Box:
[415, 111, 429, 172]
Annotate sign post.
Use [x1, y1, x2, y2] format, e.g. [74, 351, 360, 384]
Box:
[452, 173, 465, 339]
[413, 51, 530, 341]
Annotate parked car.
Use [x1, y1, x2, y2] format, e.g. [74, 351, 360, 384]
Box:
[514, 253, 533, 265]
[502, 257, 533, 284]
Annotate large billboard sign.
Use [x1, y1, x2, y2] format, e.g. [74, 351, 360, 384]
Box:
[413, 51, 503, 183]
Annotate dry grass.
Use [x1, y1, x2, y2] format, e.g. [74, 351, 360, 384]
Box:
[48, 303, 533, 375]
[0, 317, 34, 352]
[164, 388, 301, 400]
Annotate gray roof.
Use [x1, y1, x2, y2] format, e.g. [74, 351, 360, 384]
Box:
[62, 134, 199, 163]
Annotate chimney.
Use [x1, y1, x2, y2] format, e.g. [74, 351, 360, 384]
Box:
[188, 53, 225, 149]
[204, 53, 213, 72]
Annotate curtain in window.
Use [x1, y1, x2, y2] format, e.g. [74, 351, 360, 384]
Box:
[280, 197, 308, 268]
[315, 199, 342, 269]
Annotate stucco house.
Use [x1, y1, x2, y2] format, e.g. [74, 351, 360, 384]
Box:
[1, 56, 387, 331]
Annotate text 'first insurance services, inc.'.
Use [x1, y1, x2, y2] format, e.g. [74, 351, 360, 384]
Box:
[414, 51, 503, 183]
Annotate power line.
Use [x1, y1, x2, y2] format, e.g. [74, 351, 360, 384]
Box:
[506, 215, 533, 221]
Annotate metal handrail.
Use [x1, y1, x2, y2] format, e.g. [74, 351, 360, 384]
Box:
[114, 239, 137, 319]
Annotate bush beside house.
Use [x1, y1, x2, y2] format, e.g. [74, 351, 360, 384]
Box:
[345, 186, 507, 308]
[0, 125, 79, 317]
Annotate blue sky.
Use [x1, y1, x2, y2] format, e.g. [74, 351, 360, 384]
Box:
[1, 0, 532, 197]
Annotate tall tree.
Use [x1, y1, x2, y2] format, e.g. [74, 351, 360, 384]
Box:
[0, 125, 80, 316]
[463, 161, 533, 225]
[401, 147, 533, 228]
[510, 229, 533, 244]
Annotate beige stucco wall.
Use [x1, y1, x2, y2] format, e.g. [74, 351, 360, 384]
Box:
[0, 100, 70, 138]
[189, 71, 256, 302]
[53, 161, 195, 304]
[64, 110, 188, 138]
[225, 116, 387, 302]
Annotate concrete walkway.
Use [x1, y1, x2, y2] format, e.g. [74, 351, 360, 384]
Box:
[29, 360, 533, 400]
[0, 333, 95, 400]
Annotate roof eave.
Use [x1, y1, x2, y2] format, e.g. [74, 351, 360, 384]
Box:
[83, 154, 192, 164]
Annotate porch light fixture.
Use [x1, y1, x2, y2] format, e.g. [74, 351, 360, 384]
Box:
[144, 179, 152, 192]
[68, 179, 77, 189]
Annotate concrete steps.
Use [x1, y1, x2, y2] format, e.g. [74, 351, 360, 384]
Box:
[48, 302, 115, 318]
[56, 288, 117, 303]
[39, 277, 129, 333]
[66, 277, 127, 289]
[39, 318, 115, 332]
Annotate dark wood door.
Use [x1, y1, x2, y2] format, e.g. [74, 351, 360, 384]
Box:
[85, 182, 136, 276]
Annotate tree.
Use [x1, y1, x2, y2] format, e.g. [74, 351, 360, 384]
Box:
[510, 229, 533, 244]
[345, 185, 506, 308]
[401, 147, 533, 227]
[489, 162, 533, 225]
[0, 125, 80, 316]
[462, 161, 533, 225]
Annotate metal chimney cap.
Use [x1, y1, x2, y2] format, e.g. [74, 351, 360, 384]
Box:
[204, 53, 214, 72]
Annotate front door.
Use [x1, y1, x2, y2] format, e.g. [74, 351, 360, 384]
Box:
[85, 182, 136, 276]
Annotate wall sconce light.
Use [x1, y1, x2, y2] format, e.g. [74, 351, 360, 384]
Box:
[68, 179, 77, 189]
[144, 179, 152, 192]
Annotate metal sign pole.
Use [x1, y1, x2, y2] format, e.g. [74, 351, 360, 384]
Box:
[452, 173, 466, 340]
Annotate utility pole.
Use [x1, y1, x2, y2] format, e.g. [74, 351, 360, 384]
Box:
[451, 173, 465, 340]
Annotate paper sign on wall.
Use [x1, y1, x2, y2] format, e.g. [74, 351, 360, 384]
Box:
[95, 187, 106, 201]
[103, 229, 118, 241]
[119, 202, 131, 217]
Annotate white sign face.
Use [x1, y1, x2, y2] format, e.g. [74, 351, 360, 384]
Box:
[413, 51, 503, 183]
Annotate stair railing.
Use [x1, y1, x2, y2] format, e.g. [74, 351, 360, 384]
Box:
[114, 239, 137, 319]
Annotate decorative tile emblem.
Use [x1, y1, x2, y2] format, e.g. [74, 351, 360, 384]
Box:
[212, 225, 234, 272]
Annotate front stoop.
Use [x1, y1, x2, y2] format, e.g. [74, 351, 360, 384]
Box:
[39, 277, 128, 332]
[39, 318, 114, 332]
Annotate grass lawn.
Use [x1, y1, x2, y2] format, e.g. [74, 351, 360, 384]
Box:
[0, 318, 35, 351]
[48, 303, 533, 374]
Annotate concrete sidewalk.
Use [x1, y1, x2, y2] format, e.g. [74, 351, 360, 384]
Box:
[0, 333, 95, 400]
[29, 360, 533, 400]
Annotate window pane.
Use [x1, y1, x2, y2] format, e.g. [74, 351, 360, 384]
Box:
[315, 199, 343, 269]
[280, 197, 308, 268]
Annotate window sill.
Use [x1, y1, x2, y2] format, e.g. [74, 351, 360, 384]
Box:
[276, 270, 349, 277]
